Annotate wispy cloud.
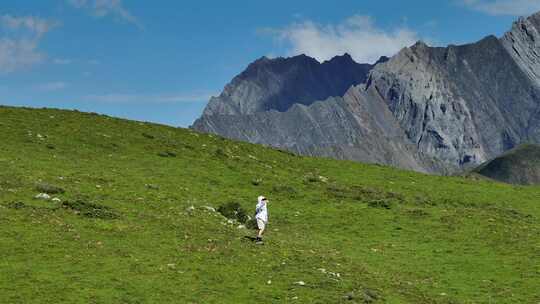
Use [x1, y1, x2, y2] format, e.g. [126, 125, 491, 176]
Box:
[261, 15, 419, 63]
[0, 15, 58, 73]
[83, 92, 216, 104]
[35, 81, 69, 91]
[462, 0, 540, 16]
[68, 0, 143, 29]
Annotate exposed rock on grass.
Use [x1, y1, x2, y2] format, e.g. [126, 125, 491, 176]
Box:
[34, 193, 51, 200]
[145, 184, 159, 190]
[361, 288, 379, 303]
[203, 206, 216, 212]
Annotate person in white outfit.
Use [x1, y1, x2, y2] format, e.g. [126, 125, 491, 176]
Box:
[255, 195, 269, 243]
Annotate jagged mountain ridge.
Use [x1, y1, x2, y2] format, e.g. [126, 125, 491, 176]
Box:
[203, 53, 382, 115]
[193, 12, 540, 174]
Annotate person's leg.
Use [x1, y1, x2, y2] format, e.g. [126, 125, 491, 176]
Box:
[256, 219, 265, 242]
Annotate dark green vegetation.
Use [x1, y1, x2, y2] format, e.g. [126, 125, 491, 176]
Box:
[1, 106, 539, 303]
[474, 144, 540, 185]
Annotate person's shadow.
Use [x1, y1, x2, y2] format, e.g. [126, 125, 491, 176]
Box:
[243, 236, 258, 242]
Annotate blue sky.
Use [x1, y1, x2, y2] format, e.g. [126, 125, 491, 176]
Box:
[1, 0, 538, 127]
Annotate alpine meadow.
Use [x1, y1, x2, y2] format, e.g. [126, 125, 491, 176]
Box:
[1, 106, 538, 303]
[3, 1, 540, 304]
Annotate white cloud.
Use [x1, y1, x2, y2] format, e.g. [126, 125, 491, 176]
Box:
[68, 0, 143, 29]
[263, 15, 419, 63]
[0, 15, 57, 73]
[83, 92, 216, 104]
[462, 0, 540, 16]
[35, 82, 69, 91]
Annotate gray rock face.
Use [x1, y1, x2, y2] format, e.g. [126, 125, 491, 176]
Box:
[368, 35, 540, 170]
[501, 12, 540, 87]
[196, 84, 445, 173]
[193, 12, 540, 174]
[203, 53, 378, 115]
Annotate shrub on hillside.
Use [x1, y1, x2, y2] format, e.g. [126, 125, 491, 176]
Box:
[157, 151, 176, 158]
[217, 202, 248, 223]
[6, 201, 27, 209]
[214, 148, 228, 158]
[142, 133, 155, 139]
[367, 199, 393, 210]
[62, 200, 119, 219]
[304, 173, 319, 183]
[272, 185, 297, 197]
[36, 183, 65, 194]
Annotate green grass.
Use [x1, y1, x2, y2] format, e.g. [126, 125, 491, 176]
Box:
[1, 106, 539, 303]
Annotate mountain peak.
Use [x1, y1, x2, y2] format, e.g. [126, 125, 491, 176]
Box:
[322, 53, 356, 65]
[198, 51, 374, 116]
[412, 40, 429, 49]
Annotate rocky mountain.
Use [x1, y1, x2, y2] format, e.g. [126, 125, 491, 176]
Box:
[193, 12, 540, 174]
[473, 144, 540, 185]
[203, 53, 379, 115]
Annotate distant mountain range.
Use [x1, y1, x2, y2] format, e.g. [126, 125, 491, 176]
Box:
[193, 12, 540, 175]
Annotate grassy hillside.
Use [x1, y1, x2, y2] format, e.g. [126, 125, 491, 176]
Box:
[474, 144, 540, 185]
[1, 106, 539, 304]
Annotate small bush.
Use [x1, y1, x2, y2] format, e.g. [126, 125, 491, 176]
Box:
[142, 133, 155, 139]
[276, 149, 297, 157]
[414, 195, 436, 206]
[367, 199, 393, 209]
[272, 185, 298, 197]
[36, 183, 65, 194]
[251, 178, 262, 186]
[217, 202, 248, 223]
[304, 173, 319, 183]
[406, 209, 429, 217]
[361, 288, 380, 303]
[215, 148, 228, 158]
[157, 151, 177, 158]
[326, 184, 349, 199]
[6, 201, 26, 209]
[62, 200, 119, 219]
